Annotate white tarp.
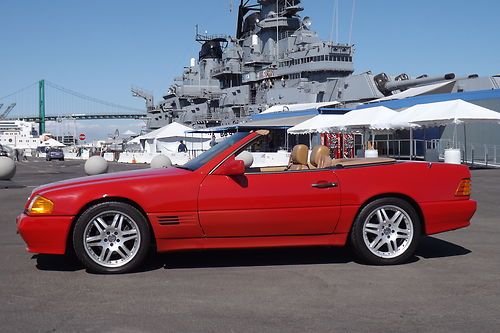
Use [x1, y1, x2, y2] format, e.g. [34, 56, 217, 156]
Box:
[260, 101, 340, 114]
[388, 99, 500, 127]
[369, 81, 455, 103]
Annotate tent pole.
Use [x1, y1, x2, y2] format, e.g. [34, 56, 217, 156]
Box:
[409, 127, 413, 160]
[363, 127, 366, 151]
[387, 133, 389, 157]
[342, 131, 345, 158]
[286, 131, 289, 151]
[463, 123, 467, 163]
[285, 129, 288, 151]
[452, 123, 458, 149]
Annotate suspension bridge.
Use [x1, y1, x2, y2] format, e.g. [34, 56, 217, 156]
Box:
[0, 80, 148, 134]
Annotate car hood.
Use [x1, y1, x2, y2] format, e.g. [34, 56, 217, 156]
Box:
[33, 166, 191, 197]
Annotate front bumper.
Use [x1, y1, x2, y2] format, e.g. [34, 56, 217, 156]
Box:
[16, 213, 74, 254]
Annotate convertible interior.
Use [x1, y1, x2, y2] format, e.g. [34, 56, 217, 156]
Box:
[244, 144, 396, 173]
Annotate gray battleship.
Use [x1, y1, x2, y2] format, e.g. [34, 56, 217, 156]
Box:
[136, 0, 500, 130]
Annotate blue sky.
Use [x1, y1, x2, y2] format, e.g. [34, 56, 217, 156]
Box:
[1, 0, 499, 139]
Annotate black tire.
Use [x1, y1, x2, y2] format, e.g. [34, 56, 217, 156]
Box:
[350, 197, 421, 265]
[72, 201, 150, 274]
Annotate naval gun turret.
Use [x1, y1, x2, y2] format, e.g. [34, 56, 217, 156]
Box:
[374, 72, 456, 96]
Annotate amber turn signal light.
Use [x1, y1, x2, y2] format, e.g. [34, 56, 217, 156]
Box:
[28, 195, 54, 214]
[455, 179, 472, 197]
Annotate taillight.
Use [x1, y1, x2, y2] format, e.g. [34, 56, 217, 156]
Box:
[455, 179, 472, 197]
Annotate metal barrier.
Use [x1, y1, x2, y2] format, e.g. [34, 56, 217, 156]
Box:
[371, 138, 500, 167]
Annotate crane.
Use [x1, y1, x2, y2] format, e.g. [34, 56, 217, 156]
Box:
[0, 103, 16, 119]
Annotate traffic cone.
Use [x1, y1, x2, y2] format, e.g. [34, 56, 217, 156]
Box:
[131, 155, 136, 164]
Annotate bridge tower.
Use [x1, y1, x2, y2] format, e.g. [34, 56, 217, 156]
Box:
[38, 79, 45, 134]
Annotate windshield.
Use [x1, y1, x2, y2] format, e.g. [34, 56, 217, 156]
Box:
[182, 132, 249, 171]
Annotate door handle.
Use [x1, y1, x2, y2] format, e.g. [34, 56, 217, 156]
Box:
[311, 182, 338, 189]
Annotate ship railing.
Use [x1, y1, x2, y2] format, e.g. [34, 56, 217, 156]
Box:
[244, 54, 275, 65]
[211, 66, 241, 76]
[192, 114, 222, 123]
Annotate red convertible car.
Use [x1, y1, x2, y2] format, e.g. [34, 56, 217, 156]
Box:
[17, 130, 476, 273]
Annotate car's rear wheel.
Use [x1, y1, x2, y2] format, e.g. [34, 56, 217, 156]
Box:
[73, 202, 150, 274]
[350, 197, 421, 265]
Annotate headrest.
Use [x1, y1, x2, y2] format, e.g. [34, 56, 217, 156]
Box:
[310, 145, 330, 167]
[291, 144, 309, 165]
[235, 151, 254, 168]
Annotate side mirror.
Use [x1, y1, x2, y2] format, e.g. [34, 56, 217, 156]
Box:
[213, 158, 245, 176]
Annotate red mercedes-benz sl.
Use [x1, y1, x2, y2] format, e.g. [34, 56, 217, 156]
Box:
[17, 130, 476, 273]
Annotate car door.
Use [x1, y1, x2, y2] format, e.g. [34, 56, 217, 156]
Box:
[197, 168, 341, 237]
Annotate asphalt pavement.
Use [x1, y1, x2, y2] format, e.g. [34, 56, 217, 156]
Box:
[1, 158, 499, 332]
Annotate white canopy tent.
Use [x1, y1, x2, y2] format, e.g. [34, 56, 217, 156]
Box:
[286, 114, 345, 134]
[287, 106, 401, 155]
[128, 122, 211, 153]
[40, 138, 65, 148]
[334, 106, 400, 130]
[388, 99, 500, 127]
[383, 99, 500, 159]
[287, 106, 399, 134]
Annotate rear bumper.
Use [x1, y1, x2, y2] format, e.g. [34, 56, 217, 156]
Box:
[421, 199, 477, 235]
[16, 213, 74, 254]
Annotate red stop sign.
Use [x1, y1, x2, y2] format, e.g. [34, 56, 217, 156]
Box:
[79, 133, 86, 141]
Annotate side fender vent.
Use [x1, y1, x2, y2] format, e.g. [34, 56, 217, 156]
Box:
[158, 216, 180, 225]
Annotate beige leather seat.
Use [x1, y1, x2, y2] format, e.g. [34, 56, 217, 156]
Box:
[286, 144, 309, 170]
[309, 145, 330, 168]
[317, 154, 334, 168]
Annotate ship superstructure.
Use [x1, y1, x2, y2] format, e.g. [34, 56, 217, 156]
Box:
[0, 120, 39, 149]
[140, 0, 500, 130]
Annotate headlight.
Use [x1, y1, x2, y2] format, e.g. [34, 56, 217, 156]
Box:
[28, 195, 54, 214]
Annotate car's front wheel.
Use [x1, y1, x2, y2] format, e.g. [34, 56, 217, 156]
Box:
[72, 202, 150, 274]
[350, 197, 421, 265]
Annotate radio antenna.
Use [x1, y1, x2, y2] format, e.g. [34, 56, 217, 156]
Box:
[348, 0, 356, 45]
[329, 0, 337, 42]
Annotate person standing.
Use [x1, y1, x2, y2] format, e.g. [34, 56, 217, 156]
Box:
[209, 134, 217, 148]
[178, 140, 188, 153]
